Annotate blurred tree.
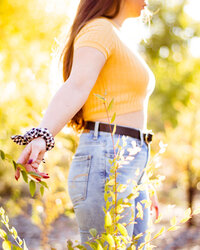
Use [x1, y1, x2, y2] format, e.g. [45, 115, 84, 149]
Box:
[141, 0, 200, 227]
[141, 0, 200, 131]
[1, 0, 200, 246]
[0, 0, 77, 192]
[0, 0, 79, 247]
[161, 85, 200, 226]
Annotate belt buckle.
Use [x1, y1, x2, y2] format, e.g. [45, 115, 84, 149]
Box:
[144, 131, 153, 145]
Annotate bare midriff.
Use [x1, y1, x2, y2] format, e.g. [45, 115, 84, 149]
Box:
[88, 109, 147, 131]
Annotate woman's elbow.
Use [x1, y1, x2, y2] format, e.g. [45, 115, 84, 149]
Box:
[67, 72, 97, 93]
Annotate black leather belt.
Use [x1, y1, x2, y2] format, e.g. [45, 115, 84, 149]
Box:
[84, 121, 153, 144]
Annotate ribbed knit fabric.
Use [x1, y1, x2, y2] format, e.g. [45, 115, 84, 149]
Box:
[74, 17, 156, 121]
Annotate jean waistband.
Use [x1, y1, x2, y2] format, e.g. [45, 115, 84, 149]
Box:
[82, 121, 153, 146]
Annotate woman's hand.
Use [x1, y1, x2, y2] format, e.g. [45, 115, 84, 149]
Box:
[15, 137, 49, 181]
[150, 190, 159, 220]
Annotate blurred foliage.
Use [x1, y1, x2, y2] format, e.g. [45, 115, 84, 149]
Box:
[143, 0, 200, 131]
[141, 1, 200, 218]
[0, 0, 79, 247]
[0, 0, 200, 247]
[0, 0, 77, 192]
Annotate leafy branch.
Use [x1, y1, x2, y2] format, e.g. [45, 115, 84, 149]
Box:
[0, 207, 28, 250]
[0, 149, 48, 197]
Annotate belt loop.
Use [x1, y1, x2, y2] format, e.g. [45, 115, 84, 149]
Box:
[139, 129, 144, 146]
[93, 121, 100, 140]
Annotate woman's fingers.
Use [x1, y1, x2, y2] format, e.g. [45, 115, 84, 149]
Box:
[150, 192, 160, 220]
[38, 172, 50, 179]
[25, 164, 34, 172]
[15, 150, 49, 182]
[17, 144, 31, 165]
[155, 205, 159, 220]
[14, 137, 47, 182]
[27, 140, 45, 164]
[34, 168, 49, 179]
[25, 166, 49, 182]
[15, 144, 31, 180]
[31, 162, 39, 169]
[35, 177, 42, 182]
[15, 167, 21, 181]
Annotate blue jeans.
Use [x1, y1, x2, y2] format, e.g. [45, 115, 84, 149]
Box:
[67, 123, 151, 249]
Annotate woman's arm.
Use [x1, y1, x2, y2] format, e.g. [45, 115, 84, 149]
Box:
[38, 46, 107, 137]
[15, 46, 107, 180]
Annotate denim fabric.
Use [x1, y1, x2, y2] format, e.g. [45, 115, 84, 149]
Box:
[67, 123, 150, 249]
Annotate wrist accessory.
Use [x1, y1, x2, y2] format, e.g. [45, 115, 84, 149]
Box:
[10, 128, 55, 163]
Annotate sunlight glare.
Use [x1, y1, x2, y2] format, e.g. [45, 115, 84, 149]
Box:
[184, 0, 200, 21]
[188, 37, 200, 58]
[43, 0, 79, 19]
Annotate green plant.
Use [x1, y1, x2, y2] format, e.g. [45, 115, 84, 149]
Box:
[1, 92, 200, 250]
[0, 149, 48, 198]
[0, 206, 28, 250]
[66, 92, 200, 250]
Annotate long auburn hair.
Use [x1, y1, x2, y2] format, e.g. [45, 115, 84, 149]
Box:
[59, 0, 123, 133]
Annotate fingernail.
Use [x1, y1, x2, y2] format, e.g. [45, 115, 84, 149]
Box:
[39, 172, 50, 178]
[28, 159, 33, 164]
[42, 175, 50, 179]
[36, 178, 41, 182]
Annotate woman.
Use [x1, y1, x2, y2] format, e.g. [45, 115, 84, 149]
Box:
[11, 0, 159, 248]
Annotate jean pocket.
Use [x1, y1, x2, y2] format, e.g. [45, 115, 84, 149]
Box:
[105, 147, 147, 182]
[68, 154, 92, 205]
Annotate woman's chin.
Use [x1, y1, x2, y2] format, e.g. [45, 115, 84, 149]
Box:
[129, 12, 141, 18]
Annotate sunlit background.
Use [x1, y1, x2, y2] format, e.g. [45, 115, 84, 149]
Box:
[0, 0, 200, 249]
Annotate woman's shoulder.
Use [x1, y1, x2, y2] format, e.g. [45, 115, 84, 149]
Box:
[82, 17, 114, 31]
[75, 17, 115, 42]
[74, 17, 116, 59]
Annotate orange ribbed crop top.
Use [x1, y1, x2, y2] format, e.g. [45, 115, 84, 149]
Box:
[74, 17, 156, 121]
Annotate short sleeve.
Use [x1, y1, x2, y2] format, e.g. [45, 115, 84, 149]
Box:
[74, 18, 115, 60]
